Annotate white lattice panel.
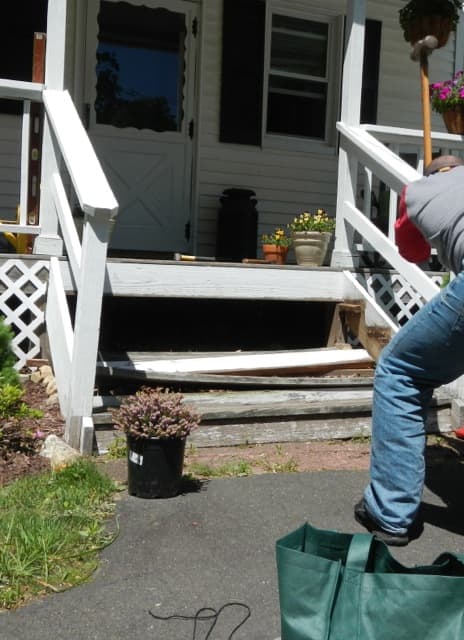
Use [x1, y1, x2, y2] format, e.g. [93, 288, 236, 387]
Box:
[0, 259, 49, 369]
[356, 271, 444, 327]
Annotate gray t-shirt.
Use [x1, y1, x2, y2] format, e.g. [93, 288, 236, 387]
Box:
[405, 165, 464, 273]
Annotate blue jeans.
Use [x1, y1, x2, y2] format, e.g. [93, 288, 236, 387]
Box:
[364, 270, 464, 534]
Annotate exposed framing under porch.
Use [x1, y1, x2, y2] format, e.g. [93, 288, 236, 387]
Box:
[0, 255, 445, 371]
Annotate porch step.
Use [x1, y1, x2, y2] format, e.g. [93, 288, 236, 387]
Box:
[92, 384, 453, 453]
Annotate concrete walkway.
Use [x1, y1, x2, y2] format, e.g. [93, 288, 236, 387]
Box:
[2, 465, 464, 639]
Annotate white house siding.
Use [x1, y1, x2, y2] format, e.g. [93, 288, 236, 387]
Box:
[0, 116, 22, 221]
[373, 1, 455, 132]
[194, 0, 458, 259]
[0, 0, 78, 228]
[0, 0, 458, 256]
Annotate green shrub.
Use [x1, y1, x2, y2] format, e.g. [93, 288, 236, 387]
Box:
[0, 317, 18, 386]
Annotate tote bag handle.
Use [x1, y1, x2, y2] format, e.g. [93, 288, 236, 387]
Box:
[345, 533, 375, 572]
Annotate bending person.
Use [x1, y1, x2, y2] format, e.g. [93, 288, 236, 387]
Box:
[355, 154, 464, 546]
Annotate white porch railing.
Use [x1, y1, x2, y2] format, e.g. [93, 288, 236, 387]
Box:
[42, 90, 118, 452]
[335, 121, 464, 400]
[0, 80, 44, 238]
[361, 123, 464, 248]
[0, 78, 118, 453]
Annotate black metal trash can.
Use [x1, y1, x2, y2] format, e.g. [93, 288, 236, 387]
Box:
[216, 188, 258, 261]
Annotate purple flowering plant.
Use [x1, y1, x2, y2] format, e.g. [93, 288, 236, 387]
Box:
[112, 386, 201, 440]
[430, 70, 464, 114]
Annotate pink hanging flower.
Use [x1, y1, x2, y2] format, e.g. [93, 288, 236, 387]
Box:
[430, 70, 464, 114]
[439, 87, 452, 101]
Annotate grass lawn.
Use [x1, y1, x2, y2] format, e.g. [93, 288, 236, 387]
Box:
[0, 458, 119, 610]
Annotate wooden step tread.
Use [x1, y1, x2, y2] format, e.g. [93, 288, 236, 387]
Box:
[92, 388, 451, 423]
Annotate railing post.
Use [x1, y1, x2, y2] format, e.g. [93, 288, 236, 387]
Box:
[34, 0, 68, 256]
[332, 0, 366, 268]
[65, 210, 113, 451]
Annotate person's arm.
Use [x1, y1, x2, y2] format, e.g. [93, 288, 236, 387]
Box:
[394, 186, 431, 263]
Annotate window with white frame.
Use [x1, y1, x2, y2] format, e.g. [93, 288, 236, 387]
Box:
[263, 10, 341, 145]
[220, 1, 379, 148]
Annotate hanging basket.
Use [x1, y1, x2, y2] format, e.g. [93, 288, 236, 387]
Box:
[404, 15, 453, 48]
[442, 106, 464, 134]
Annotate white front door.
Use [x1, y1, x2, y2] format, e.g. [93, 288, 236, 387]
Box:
[85, 0, 197, 253]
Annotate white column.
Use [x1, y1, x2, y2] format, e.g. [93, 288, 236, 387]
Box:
[34, 0, 68, 256]
[331, 0, 366, 268]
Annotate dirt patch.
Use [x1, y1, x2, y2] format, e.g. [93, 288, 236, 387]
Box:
[185, 434, 464, 475]
[185, 439, 372, 474]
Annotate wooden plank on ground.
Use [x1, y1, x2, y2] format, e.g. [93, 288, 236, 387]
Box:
[98, 347, 374, 376]
[96, 366, 375, 388]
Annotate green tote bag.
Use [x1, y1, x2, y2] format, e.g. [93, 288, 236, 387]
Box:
[276, 522, 464, 640]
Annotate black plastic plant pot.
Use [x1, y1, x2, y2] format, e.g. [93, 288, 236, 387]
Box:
[126, 434, 186, 498]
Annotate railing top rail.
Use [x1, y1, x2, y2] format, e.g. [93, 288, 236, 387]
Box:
[0, 79, 44, 102]
[43, 89, 118, 217]
[337, 122, 420, 193]
[361, 123, 464, 150]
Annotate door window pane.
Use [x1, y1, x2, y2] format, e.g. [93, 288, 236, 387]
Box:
[267, 15, 329, 139]
[95, 1, 186, 131]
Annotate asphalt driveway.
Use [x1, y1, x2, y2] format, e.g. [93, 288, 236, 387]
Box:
[2, 465, 464, 639]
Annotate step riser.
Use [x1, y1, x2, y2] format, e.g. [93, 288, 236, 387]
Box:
[94, 405, 451, 452]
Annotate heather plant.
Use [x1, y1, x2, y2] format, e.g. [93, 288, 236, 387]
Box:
[112, 386, 201, 439]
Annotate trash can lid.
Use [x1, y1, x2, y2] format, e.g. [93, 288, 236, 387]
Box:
[221, 188, 256, 199]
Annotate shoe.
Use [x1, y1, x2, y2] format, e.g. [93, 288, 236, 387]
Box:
[354, 499, 409, 547]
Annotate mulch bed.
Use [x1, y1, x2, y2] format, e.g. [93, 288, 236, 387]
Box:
[0, 378, 65, 487]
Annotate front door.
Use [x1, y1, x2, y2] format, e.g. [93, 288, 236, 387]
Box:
[85, 0, 197, 253]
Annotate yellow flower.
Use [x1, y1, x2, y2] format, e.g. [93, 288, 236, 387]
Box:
[261, 226, 292, 247]
[288, 208, 335, 233]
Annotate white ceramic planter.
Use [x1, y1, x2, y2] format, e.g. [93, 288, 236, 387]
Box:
[292, 231, 332, 266]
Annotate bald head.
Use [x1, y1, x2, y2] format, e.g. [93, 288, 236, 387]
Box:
[424, 155, 464, 176]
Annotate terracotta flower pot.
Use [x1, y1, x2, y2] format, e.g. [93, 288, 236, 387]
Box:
[262, 244, 288, 265]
